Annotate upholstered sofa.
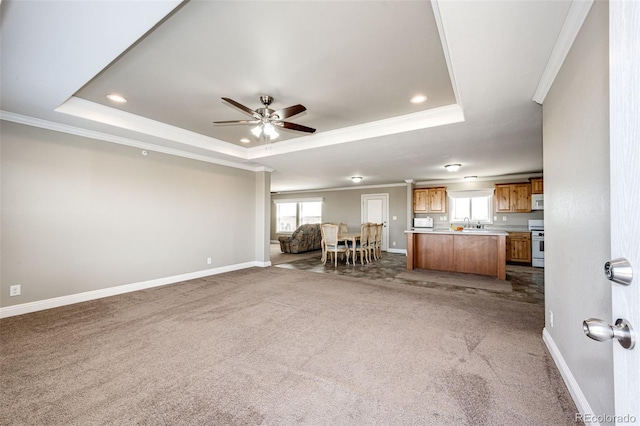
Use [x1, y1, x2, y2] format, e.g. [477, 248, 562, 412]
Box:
[278, 223, 322, 253]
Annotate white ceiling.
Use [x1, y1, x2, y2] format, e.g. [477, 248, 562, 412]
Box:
[1, 0, 576, 193]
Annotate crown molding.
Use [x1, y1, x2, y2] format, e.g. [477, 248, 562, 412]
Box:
[55, 97, 464, 162]
[248, 104, 464, 159]
[0, 111, 265, 172]
[431, 0, 462, 106]
[55, 97, 248, 159]
[416, 172, 543, 186]
[271, 182, 407, 195]
[532, 0, 594, 104]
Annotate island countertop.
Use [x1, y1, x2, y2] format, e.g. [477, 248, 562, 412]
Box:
[405, 228, 509, 236]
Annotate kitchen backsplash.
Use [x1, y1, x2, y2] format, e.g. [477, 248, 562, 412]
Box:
[416, 211, 544, 229]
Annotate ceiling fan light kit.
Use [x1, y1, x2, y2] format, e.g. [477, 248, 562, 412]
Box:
[214, 95, 316, 143]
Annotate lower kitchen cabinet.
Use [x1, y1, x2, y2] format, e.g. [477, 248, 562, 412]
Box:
[506, 232, 531, 263]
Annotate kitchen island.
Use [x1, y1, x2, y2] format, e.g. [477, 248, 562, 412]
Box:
[405, 229, 508, 280]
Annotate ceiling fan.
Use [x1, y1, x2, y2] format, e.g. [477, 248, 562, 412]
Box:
[213, 95, 316, 140]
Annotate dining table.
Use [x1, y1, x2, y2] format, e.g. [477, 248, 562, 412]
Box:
[338, 232, 361, 264]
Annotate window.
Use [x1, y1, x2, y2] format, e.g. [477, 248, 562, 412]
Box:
[274, 198, 322, 233]
[276, 202, 297, 232]
[447, 189, 494, 224]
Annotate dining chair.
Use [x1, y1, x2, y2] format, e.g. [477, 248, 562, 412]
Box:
[320, 222, 338, 263]
[375, 223, 383, 260]
[320, 223, 328, 263]
[338, 223, 349, 236]
[350, 223, 370, 265]
[321, 223, 350, 267]
[366, 222, 377, 262]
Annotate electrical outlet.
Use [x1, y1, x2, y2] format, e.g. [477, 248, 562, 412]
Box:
[549, 310, 554, 327]
[392, 241, 396, 246]
[10, 285, 21, 297]
[207, 257, 212, 265]
[502, 216, 507, 222]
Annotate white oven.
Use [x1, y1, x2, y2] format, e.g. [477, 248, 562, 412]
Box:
[529, 220, 544, 268]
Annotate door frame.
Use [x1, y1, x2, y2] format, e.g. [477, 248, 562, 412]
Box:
[361, 193, 389, 252]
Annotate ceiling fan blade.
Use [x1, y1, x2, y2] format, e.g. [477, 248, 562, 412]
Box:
[279, 121, 316, 133]
[213, 120, 260, 125]
[221, 97, 260, 119]
[272, 104, 306, 120]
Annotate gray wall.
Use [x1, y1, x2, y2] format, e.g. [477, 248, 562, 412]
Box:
[1, 121, 260, 307]
[271, 185, 408, 250]
[543, 0, 613, 416]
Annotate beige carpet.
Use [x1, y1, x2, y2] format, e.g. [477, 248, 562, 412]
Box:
[0, 267, 578, 425]
[397, 269, 513, 293]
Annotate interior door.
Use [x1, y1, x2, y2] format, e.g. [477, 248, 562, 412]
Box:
[361, 194, 388, 252]
[610, 0, 639, 419]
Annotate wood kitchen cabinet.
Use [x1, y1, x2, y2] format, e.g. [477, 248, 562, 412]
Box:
[506, 232, 531, 263]
[413, 187, 446, 213]
[495, 183, 531, 213]
[530, 177, 544, 194]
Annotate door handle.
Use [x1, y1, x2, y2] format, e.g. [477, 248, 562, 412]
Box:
[583, 318, 635, 349]
[604, 258, 633, 286]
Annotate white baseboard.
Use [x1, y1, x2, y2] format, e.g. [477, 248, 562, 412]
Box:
[387, 248, 407, 255]
[0, 261, 266, 319]
[542, 328, 599, 425]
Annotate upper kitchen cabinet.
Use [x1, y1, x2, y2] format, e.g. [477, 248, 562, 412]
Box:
[413, 187, 446, 213]
[495, 183, 531, 213]
[530, 177, 544, 194]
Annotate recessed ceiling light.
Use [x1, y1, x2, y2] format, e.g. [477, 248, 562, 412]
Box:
[410, 94, 428, 104]
[106, 94, 127, 103]
[444, 164, 461, 172]
[240, 138, 251, 144]
[351, 176, 363, 183]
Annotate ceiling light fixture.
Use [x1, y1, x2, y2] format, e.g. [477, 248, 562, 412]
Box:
[444, 164, 461, 172]
[410, 94, 428, 104]
[464, 176, 477, 182]
[351, 176, 363, 183]
[106, 94, 127, 103]
[239, 138, 251, 144]
[251, 122, 279, 140]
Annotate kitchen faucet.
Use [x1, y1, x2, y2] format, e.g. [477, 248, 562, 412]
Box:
[464, 217, 471, 229]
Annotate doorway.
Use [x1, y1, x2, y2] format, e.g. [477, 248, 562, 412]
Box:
[361, 193, 389, 252]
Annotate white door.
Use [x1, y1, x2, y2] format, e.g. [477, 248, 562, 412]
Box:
[361, 194, 388, 252]
[610, 1, 639, 420]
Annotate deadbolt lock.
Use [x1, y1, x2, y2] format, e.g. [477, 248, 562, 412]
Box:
[604, 258, 633, 286]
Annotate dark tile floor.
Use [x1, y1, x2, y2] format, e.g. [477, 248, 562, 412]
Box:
[272, 246, 544, 305]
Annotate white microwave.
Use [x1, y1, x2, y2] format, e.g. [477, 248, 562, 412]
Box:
[414, 217, 434, 228]
[532, 194, 544, 210]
